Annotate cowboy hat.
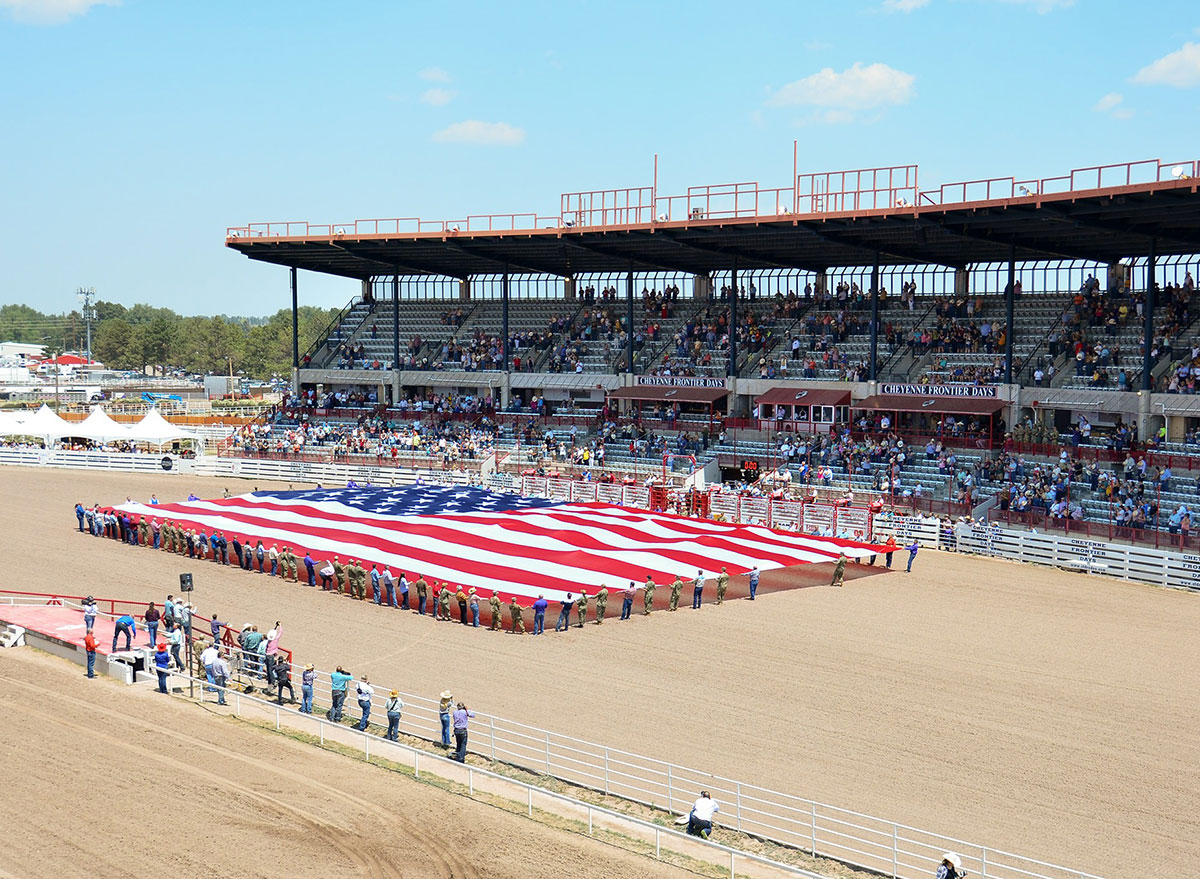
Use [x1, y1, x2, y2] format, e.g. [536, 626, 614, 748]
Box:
[440, 690, 453, 699]
[941, 853, 962, 871]
[304, 663, 314, 670]
[390, 690, 399, 697]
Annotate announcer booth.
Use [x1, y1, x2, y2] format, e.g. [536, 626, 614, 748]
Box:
[851, 392, 1007, 449]
[753, 386, 851, 433]
[606, 383, 728, 429]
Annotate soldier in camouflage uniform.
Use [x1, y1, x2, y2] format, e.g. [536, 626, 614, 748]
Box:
[438, 583, 452, 620]
[162, 521, 173, 553]
[594, 585, 608, 624]
[508, 596, 525, 633]
[576, 590, 587, 628]
[351, 560, 366, 599]
[831, 552, 847, 588]
[489, 591, 503, 630]
[138, 518, 149, 547]
[332, 556, 345, 595]
[669, 575, 683, 611]
[643, 576, 656, 615]
[716, 566, 729, 604]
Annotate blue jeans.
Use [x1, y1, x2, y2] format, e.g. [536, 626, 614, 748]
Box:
[171, 644, 183, 669]
[215, 673, 227, 705]
[533, 612, 545, 635]
[418, 595, 427, 615]
[907, 554, 916, 572]
[86, 650, 96, 677]
[440, 712, 451, 746]
[555, 610, 570, 631]
[270, 558, 278, 576]
[692, 587, 703, 609]
[205, 666, 215, 692]
[386, 711, 401, 740]
[749, 579, 759, 600]
[156, 669, 168, 693]
[306, 565, 316, 585]
[453, 728, 468, 762]
[112, 622, 131, 652]
[386, 585, 396, 607]
[153, 532, 160, 548]
[471, 605, 479, 627]
[301, 684, 313, 713]
[76, 513, 85, 532]
[330, 690, 346, 722]
[620, 598, 632, 620]
[147, 622, 158, 648]
[400, 590, 409, 609]
[372, 583, 381, 604]
[355, 700, 371, 730]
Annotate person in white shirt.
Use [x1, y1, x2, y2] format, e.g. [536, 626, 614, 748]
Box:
[200, 642, 219, 693]
[82, 596, 97, 633]
[687, 791, 719, 838]
[353, 676, 375, 731]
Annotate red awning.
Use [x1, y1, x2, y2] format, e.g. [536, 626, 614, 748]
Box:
[754, 386, 851, 407]
[608, 386, 729, 404]
[853, 394, 1006, 415]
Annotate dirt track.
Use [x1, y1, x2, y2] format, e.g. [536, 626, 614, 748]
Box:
[0, 647, 696, 879]
[5, 466, 1200, 877]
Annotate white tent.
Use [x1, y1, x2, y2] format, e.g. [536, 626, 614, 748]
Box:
[72, 406, 132, 443]
[125, 408, 202, 446]
[7, 404, 75, 440]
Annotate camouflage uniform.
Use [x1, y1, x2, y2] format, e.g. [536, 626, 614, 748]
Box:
[831, 554, 847, 588]
[669, 576, 683, 612]
[489, 593, 502, 630]
[438, 586, 452, 620]
[508, 597, 525, 633]
[594, 587, 608, 624]
[716, 568, 729, 604]
[576, 591, 587, 628]
[332, 558, 345, 594]
[643, 577, 656, 615]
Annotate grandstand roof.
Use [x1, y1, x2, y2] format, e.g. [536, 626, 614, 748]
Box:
[227, 166, 1200, 280]
[754, 387, 851, 407]
[608, 386, 728, 404]
[854, 394, 1006, 416]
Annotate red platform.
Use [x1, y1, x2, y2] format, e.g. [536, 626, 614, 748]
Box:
[0, 605, 150, 657]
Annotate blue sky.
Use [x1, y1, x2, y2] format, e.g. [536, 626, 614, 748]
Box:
[2, 0, 1199, 316]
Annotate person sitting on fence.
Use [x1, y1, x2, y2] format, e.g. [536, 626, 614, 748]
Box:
[686, 791, 719, 839]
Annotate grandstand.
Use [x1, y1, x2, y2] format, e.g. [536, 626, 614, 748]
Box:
[224, 154, 1200, 543]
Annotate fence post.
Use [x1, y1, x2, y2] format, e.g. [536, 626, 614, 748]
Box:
[736, 782, 742, 831]
[469, 768, 474, 795]
[489, 716, 496, 760]
[415, 750, 419, 778]
[811, 802, 817, 856]
[235, 692, 241, 716]
[545, 732, 551, 773]
[528, 786, 533, 817]
[981, 846, 988, 878]
[319, 718, 324, 746]
[730, 850, 736, 879]
[604, 749, 610, 795]
[655, 827, 661, 860]
[276, 706, 280, 730]
[588, 806, 593, 835]
[892, 824, 898, 878]
[667, 764, 674, 811]
[364, 733, 369, 761]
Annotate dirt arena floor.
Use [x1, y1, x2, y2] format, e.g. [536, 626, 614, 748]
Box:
[0, 646, 702, 879]
[4, 466, 1200, 878]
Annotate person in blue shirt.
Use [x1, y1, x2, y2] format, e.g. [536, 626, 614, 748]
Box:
[304, 553, 316, 586]
[748, 566, 760, 600]
[532, 594, 549, 635]
[112, 614, 136, 652]
[74, 503, 85, 532]
[555, 593, 574, 632]
[154, 643, 171, 693]
[906, 540, 920, 573]
[327, 665, 353, 722]
[370, 566, 381, 605]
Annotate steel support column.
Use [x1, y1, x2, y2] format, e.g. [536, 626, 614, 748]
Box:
[1004, 245, 1016, 385]
[868, 253, 880, 382]
[502, 267, 511, 373]
[729, 258, 739, 378]
[290, 267, 299, 369]
[626, 266, 635, 374]
[392, 272, 400, 375]
[1143, 240, 1157, 391]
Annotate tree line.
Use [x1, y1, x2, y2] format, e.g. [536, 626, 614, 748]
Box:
[0, 301, 340, 378]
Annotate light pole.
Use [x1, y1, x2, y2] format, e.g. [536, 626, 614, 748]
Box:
[77, 288, 95, 363]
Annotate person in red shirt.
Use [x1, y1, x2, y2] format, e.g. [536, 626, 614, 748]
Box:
[84, 631, 98, 678]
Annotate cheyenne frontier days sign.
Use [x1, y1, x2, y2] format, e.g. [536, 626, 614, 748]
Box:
[880, 383, 999, 398]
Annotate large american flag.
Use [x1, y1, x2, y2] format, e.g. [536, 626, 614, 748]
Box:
[116, 486, 885, 603]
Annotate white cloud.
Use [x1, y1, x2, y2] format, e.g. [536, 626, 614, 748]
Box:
[994, 0, 1074, 12]
[1092, 92, 1133, 120]
[420, 88, 457, 107]
[1132, 42, 1200, 88]
[882, 0, 930, 11]
[432, 120, 525, 147]
[768, 62, 915, 111]
[0, 0, 117, 24]
[418, 66, 451, 83]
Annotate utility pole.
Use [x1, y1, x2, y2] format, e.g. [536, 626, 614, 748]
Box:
[77, 287, 96, 362]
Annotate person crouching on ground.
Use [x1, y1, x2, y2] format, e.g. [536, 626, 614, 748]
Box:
[687, 790, 719, 839]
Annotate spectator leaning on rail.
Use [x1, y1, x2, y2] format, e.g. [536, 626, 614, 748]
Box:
[936, 853, 965, 879]
[328, 665, 352, 722]
[451, 701, 475, 762]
